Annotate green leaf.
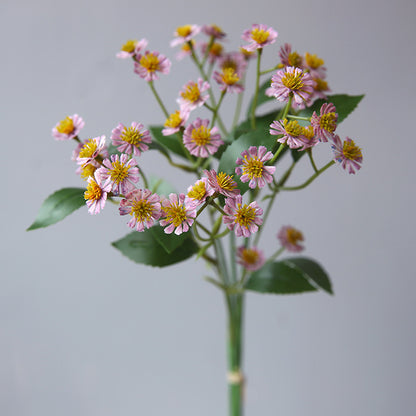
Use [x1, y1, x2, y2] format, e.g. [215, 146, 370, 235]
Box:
[149, 125, 188, 160]
[27, 188, 85, 231]
[245, 260, 318, 294]
[246, 77, 274, 118]
[284, 257, 333, 294]
[231, 110, 277, 142]
[111, 228, 198, 267]
[299, 94, 364, 124]
[149, 225, 190, 254]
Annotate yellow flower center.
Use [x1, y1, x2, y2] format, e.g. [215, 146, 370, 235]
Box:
[242, 156, 264, 179]
[283, 119, 303, 137]
[241, 248, 259, 265]
[139, 53, 160, 72]
[84, 179, 102, 201]
[80, 164, 97, 180]
[79, 138, 98, 159]
[314, 78, 328, 92]
[209, 42, 223, 56]
[250, 28, 269, 44]
[286, 228, 304, 245]
[56, 116, 75, 135]
[163, 203, 187, 227]
[164, 111, 182, 129]
[320, 113, 337, 132]
[343, 140, 362, 161]
[302, 125, 315, 141]
[110, 160, 130, 184]
[216, 172, 237, 192]
[176, 25, 193, 38]
[191, 125, 211, 147]
[187, 181, 207, 201]
[221, 68, 240, 86]
[181, 82, 201, 103]
[121, 40, 136, 53]
[120, 126, 142, 145]
[305, 52, 324, 69]
[281, 70, 305, 91]
[235, 204, 256, 227]
[288, 51, 303, 67]
[131, 199, 154, 222]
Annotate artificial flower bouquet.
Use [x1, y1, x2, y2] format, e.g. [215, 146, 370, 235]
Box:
[28, 23, 364, 415]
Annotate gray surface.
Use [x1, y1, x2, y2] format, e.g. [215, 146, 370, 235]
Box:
[2, 0, 416, 415]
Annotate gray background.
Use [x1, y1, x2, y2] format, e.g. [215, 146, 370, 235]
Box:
[2, 0, 415, 415]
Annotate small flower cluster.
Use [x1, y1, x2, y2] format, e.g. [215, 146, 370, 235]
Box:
[49, 22, 363, 279]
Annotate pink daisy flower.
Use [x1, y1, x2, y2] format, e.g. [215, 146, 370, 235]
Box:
[267, 66, 315, 108]
[52, 114, 85, 141]
[162, 109, 190, 136]
[235, 146, 275, 189]
[170, 24, 201, 47]
[77, 135, 108, 166]
[119, 189, 162, 232]
[84, 170, 112, 215]
[202, 24, 226, 39]
[160, 193, 196, 235]
[177, 78, 210, 111]
[269, 119, 306, 149]
[204, 169, 240, 198]
[183, 118, 223, 158]
[134, 51, 171, 82]
[237, 246, 265, 271]
[311, 103, 338, 142]
[98, 154, 140, 195]
[111, 122, 151, 156]
[277, 226, 305, 252]
[223, 195, 263, 238]
[116, 38, 148, 59]
[185, 177, 215, 207]
[278, 43, 304, 69]
[332, 135, 363, 174]
[213, 68, 244, 94]
[241, 24, 278, 52]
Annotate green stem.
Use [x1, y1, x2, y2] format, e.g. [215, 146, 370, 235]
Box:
[267, 246, 285, 263]
[253, 191, 277, 247]
[148, 81, 169, 118]
[278, 160, 335, 191]
[229, 232, 237, 284]
[190, 45, 228, 136]
[201, 36, 215, 67]
[250, 49, 263, 129]
[307, 149, 319, 173]
[212, 91, 226, 128]
[286, 114, 310, 121]
[227, 292, 244, 416]
[269, 143, 286, 165]
[260, 65, 279, 75]
[140, 169, 149, 189]
[210, 199, 227, 216]
[232, 72, 246, 130]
